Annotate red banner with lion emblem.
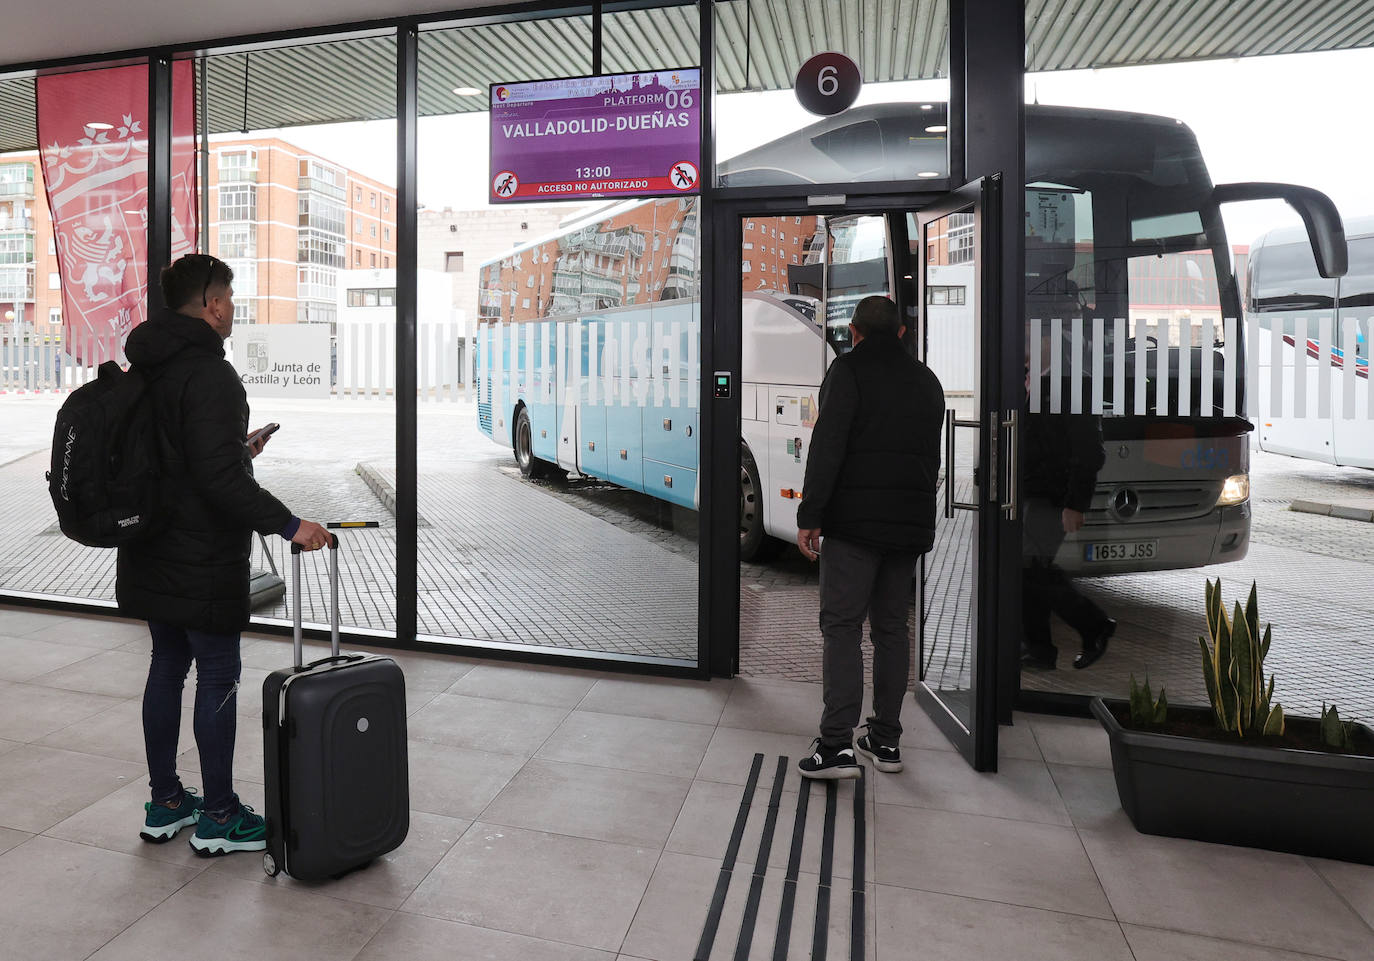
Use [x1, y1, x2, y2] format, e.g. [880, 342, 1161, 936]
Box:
[36, 61, 198, 364]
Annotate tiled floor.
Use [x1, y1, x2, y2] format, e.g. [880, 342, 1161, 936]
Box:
[2, 604, 1374, 961]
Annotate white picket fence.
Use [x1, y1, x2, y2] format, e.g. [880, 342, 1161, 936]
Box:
[0, 321, 474, 400]
[1024, 314, 1370, 422]
[7, 315, 1368, 423]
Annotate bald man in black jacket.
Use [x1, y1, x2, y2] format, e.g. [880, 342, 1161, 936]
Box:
[795, 295, 944, 780]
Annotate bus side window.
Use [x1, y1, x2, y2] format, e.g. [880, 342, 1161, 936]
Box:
[1337, 236, 1374, 317]
[1250, 241, 1336, 314]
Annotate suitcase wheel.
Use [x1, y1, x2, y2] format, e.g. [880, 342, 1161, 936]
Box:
[263, 852, 280, 877]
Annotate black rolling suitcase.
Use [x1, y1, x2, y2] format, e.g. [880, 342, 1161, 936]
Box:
[261, 531, 409, 880]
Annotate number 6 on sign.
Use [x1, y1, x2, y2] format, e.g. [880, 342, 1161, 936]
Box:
[818, 65, 839, 96]
[794, 52, 862, 115]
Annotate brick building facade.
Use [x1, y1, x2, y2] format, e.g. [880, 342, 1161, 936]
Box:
[0, 137, 399, 346]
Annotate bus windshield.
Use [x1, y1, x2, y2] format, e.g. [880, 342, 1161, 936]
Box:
[1025, 183, 1230, 341]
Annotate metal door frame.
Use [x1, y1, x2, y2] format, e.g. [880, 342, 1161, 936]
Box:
[911, 176, 1006, 771]
[709, 186, 1008, 773]
[705, 191, 951, 676]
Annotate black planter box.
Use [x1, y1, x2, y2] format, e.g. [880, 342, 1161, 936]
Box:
[1091, 697, 1374, 865]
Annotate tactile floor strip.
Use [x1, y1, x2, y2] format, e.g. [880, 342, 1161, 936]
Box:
[695, 754, 869, 961]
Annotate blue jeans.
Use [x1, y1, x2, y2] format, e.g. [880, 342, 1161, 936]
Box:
[142, 622, 242, 820]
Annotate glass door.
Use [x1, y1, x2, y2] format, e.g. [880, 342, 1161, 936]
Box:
[912, 178, 1004, 770]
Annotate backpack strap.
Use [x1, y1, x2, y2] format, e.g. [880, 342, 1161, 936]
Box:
[126, 360, 185, 472]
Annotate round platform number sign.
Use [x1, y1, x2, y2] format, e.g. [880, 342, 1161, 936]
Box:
[794, 52, 862, 116]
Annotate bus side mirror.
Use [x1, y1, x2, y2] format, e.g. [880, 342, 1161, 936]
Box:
[1212, 182, 1347, 278]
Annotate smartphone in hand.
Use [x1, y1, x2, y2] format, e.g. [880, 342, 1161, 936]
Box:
[247, 423, 281, 446]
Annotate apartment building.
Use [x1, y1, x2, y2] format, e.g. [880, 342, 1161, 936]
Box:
[209, 137, 397, 328]
[0, 139, 397, 345]
[418, 205, 570, 328]
[0, 156, 60, 343]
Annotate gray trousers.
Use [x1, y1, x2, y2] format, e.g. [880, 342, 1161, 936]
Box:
[818, 537, 917, 749]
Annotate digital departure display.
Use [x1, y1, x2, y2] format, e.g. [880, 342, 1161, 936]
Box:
[489, 68, 702, 203]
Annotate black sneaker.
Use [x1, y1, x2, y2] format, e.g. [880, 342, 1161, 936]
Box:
[797, 739, 862, 780]
[854, 729, 903, 773]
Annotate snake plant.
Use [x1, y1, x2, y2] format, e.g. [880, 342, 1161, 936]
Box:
[1198, 579, 1284, 737]
[1128, 673, 1167, 726]
[1321, 704, 1355, 751]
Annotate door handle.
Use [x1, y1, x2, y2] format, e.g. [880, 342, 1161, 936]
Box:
[944, 408, 981, 517]
[1001, 408, 1018, 520]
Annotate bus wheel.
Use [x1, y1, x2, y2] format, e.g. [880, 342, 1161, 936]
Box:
[740, 446, 781, 562]
[515, 407, 550, 479]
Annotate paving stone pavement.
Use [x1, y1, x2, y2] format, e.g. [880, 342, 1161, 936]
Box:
[1, 393, 1372, 722]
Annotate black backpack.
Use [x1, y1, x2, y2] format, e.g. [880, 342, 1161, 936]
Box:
[47, 361, 165, 547]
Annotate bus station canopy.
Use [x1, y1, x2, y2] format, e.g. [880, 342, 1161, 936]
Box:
[1, 0, 1372, 152]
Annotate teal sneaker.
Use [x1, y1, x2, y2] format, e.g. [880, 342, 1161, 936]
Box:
[140, 788, 205, 843]
[189, 804, 267, 857]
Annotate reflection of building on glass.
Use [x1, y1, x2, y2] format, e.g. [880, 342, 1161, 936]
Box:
[552, 223, 649, 314]
[478, 197, 701, 324]
[925, 212, 974, 265]
[1127, 248, 1249, 344]
[742, 215, 818, 292]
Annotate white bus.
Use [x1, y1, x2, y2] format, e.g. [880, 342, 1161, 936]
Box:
[1247, 216, 1371, 467]
[476, 102, 1344, 572]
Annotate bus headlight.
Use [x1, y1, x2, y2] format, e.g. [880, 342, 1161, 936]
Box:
[1216, 474, 1250, 507]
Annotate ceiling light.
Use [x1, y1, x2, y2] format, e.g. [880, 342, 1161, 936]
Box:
[925, 124, 948, 133]
[917, 171, 941, 178]
[920, 104, 934, 111]
[452, 87, 482, 96]
[87, 121, 114, 130]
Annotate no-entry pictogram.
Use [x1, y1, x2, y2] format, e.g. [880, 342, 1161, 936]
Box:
[493, 171, 520, 197]
[670, 161, 698, 191]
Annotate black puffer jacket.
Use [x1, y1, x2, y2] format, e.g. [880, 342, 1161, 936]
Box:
[797, 333, 945, 554]
[1021, 411, 1105, 513]
[116, 310, 292, 633]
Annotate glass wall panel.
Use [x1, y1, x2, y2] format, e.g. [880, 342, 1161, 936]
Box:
[195, 35, 398, 636]
[714, 0, 950, 190]
[0, 62, 180, 603]
[416, 8, 700, 664]
[1020, 26, 1374, 727]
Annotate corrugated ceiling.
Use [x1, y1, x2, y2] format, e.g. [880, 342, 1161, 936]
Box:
[2, 0, 1373, 153]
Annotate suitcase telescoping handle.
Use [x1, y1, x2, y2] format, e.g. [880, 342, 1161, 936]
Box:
[291, 532, 340, 669]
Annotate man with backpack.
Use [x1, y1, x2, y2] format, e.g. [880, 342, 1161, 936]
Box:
[118, 254, 330, 856]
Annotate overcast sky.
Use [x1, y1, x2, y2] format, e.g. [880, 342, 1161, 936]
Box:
[257, 46, 1374, 254]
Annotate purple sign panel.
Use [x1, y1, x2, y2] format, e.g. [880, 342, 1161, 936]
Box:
[489, 68, 701, 203]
